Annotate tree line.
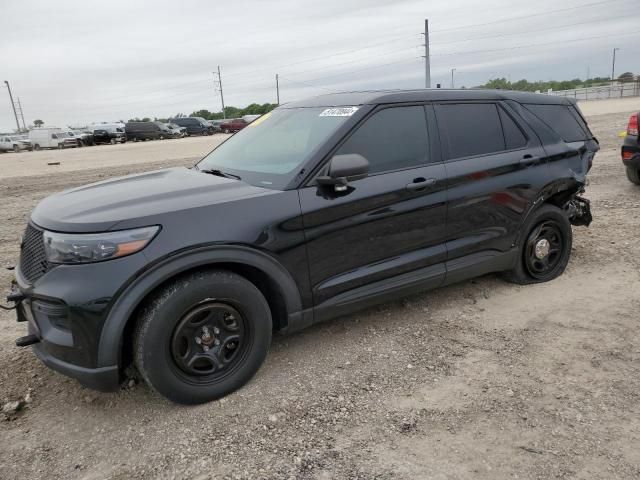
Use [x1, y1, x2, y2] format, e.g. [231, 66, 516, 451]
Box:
[127, 103, 279, 123]
[477, 72, 636, 92]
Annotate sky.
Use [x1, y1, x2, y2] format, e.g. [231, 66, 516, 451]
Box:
[0, 0, 638, 131]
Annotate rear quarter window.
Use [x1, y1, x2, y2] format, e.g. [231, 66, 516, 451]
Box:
[523, 104, 590, 142]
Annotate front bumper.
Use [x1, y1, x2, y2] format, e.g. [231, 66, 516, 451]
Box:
[32, 340, 119, 392]
[9, 246, 149, 392]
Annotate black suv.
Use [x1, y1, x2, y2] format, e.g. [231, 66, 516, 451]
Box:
[8, 90, 598, 404]
[169, 117, 213, 136]
[622, 111, 639, 184]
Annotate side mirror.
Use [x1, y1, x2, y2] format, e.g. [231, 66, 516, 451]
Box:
[317, 154, 369, 192]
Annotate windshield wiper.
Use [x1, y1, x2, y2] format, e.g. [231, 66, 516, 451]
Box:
[199, 168, 241, 180]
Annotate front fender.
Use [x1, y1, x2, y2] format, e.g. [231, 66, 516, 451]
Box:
[96, 245, 305, 368]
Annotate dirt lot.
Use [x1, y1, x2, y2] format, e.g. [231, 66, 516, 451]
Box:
[1, 100, 640, 480]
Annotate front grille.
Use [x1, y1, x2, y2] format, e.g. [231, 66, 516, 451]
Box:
[19, 224, 52, 284]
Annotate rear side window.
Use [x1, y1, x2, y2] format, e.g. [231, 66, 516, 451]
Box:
[336, 106, 429, 174]
[499, 108, 527, 150]
[435, 103, 504, 159]
[524, 104, 589, 142]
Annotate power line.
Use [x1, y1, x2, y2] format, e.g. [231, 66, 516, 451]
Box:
[430, 0, 624, 33]
[431, 29, 640, 57]
[431, 13, 639, 46]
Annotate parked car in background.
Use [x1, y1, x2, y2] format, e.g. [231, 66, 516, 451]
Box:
[220, 118, 248, 133]
[622, 111, 640, 185]
[71, 130, 95, 147]
[89, 123, 127, 143]
[242, 114, 261, 124]
[93, 129, 127, 145]
[0, 135, 32, 152]
[169, 117, 213, 136]
[9, 90, 598, 404]
[208, 120, 225, 133]
[166, 123, 187, 138]
[29, 128, 78, 150]
[154, 122, 176, 139]
[125, 121, 164, 141]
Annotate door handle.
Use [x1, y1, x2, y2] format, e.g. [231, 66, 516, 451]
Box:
[520, 154, 541, 166]
[406, 177, 436, 191]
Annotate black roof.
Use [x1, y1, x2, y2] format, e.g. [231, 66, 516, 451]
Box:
[282, 89, 574, 108]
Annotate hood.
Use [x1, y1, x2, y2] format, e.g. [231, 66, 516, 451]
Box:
[32, 167, 276, 232]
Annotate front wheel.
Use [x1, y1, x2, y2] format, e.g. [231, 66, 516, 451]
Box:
[504, 204, 572, 285]
[13, 144, 20, 153]
[134, 269, 272, 404]
[626, 166, 640, 185]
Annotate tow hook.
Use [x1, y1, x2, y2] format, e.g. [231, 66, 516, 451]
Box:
[566, 195, 592, 227]
[1, 291, 25, 311]
[15, 335, 40, 347]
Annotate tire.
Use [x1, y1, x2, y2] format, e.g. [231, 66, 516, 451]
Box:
[503, 204, 572, 285]
[58, 143, 64, 149]
[626, 166, 640, 185]
[34, 144, 40, 151]
[134, 269, 272, 404]
[223, 128, 230, 134]
[159, 135, 165, 140]
[13, 144, 20, 153]
[110, 138, 116, 145]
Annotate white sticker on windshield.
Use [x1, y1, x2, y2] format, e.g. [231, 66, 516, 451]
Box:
[319, 106, 359, 117]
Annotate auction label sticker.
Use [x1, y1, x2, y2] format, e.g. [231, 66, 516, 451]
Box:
[319, 106, 359, 117]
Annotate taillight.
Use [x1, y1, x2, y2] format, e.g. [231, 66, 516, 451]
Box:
[628, 113, 638, 136]
[622, 151, 633, 160]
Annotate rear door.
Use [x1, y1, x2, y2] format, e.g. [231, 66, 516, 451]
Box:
[299, 104, 448, 320]
[434, 101, 547, 275]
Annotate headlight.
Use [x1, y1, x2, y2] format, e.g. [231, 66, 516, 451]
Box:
[43, 226, 159, 264]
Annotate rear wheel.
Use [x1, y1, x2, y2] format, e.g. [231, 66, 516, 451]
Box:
[626, 166, 640, 185]
[33, 144, 40, 151]
[504, 204, 572, 285]
[134, 269, 272, 404]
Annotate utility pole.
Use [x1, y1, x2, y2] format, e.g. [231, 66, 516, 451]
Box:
[422, 19, 431, 88]
[611, 48, 620, 85]
[451, 68, 456, 89]
[214, 66, 226, 119]
[276, 74, 280, 105]
[16, 97, 26, 131]
[3, 80, 21, 133]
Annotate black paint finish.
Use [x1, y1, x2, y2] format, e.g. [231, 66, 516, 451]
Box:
[11, 89, 598, 391]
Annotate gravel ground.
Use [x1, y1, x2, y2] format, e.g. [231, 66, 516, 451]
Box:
[1, 103, 639, 480]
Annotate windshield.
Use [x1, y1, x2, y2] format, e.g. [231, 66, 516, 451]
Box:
[197, 107, 352, 189]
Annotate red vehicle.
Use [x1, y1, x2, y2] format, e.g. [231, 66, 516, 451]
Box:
[220, 118, 248, 134]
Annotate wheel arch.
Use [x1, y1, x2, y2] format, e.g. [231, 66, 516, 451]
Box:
[97, 245, 305, 369]
[514, 178, 582, 247]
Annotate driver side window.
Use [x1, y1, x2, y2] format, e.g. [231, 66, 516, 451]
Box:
[336, 106, 429, 175]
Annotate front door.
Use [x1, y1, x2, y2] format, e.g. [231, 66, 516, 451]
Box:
[299, 104, 448, 321]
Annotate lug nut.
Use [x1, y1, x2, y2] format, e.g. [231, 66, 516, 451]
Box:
[203, 345, 209, 352]
[214, 339, 220, 346]
[213, 327, 220, 335]
[195, 337, 202, 345]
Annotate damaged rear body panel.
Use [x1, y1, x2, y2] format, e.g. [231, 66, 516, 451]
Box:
[512, 99, 599, 227]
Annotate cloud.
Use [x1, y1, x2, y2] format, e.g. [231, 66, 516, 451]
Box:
[1, 0, 637, 130]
